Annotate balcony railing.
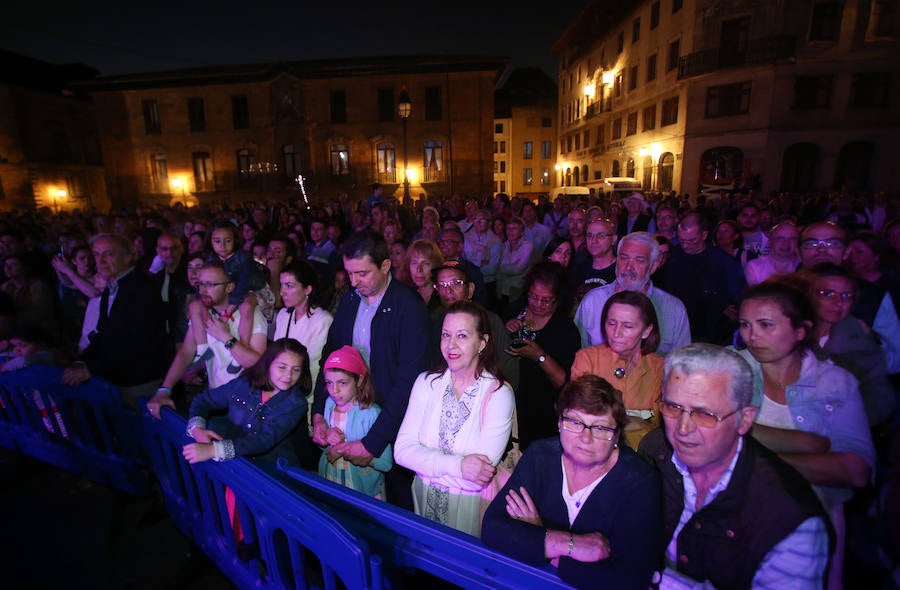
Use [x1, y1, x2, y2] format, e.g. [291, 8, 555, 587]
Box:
[423, 167, 448, 183]
[678, 35, 797, 79]
[585, 102, 600, 119]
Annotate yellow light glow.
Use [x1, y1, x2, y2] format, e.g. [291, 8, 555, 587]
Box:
[55, 189, 67, 198]
[638, 147, 648, 157]
[554, 164, 561, 172]
[602, 71, 615, 86]
[170, 177, 183, 189]
[406, 168, 418, 184]
[583, 83, 595, 98]
[651, 143, 663, 160]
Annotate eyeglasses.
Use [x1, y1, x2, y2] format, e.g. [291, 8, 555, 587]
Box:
[800, 238, 845, 250]
[815, 289, 854, 302]
[196, 281, 229, 290]
[586, 232, 614, 240]
[434, 279, 466, 290]
[560, 416, 618, 441]
[658, 399, 741, 428]
[527, 292, 556, 305]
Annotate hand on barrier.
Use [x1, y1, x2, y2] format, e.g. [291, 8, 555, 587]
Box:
[61, 362, 91, 386]
[461, 454, 496, 486]
[190, 427, 223, 444]
[505, 486, 542, 527]
[146, 391, 175, 419]
[183, 442, 215, 463]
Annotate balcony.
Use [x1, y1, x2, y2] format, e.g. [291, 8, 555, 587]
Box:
[423, 167, 448, 183]
[585, 102, 600, 119]
[678, 35, 796, 79]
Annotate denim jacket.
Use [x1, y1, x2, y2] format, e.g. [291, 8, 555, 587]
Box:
[734, 347, 875, 507]
[188, 376, 308, 467]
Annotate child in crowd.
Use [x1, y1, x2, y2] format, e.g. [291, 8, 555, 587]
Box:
[182, 337, 310, 469]
[319, 345, 392, 499]
[0, 323, 61, 371]
[188, 220, 273, 368]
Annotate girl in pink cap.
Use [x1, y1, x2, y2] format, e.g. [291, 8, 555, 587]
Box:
[319, 345, 393, 499]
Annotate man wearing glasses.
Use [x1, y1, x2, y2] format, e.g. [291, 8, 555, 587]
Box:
[798, 221, 900, 374]
[575, 231, 691, 355]
[639, 343, 830, 589]
[147, 261, 267, 418]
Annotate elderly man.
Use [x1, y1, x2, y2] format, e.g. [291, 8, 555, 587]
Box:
[798, 221, 900, 373]
[312, 230, 430, 510]
[574, 231, 690, 355]
[147, 261, 268, 417]
[437, 226, 487, 306]
[567, 206, 590, 269]
[63, 233, 167, 408]
[639, 343, 830, 589]
[662, 212, 746, 345]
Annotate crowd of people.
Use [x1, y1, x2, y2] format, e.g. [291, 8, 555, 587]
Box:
[1, 183, 899, 589]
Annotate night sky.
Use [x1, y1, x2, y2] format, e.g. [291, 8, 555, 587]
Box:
[2, 0, 592, 79]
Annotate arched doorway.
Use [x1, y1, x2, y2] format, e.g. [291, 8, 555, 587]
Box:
[658, 153, 674, 192]
[626, 158, 635, 178]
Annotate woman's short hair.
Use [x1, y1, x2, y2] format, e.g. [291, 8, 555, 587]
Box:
[243, 337, 312, 394]
[556, 375, 628, 430]
[601, 290, 661, 354]
[407, 239, 444, 268]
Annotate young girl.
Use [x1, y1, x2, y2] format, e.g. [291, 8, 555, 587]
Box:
[319, 345, 392, 499]
[182, 337, 311, 468]
[188, 220, 273, 367]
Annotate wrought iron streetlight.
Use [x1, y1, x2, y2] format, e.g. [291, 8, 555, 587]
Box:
[398, 87, 411, 201]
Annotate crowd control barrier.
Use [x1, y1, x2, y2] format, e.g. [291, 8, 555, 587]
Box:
[140, 407, 381, 590]
[0, 365, 152, 495]
[278, 462, 574, 590]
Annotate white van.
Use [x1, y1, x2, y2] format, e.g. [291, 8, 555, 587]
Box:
[589, 177, 642, 194]
[549, 186, 591, 199]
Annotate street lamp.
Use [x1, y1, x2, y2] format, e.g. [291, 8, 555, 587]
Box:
[398, 87, 411, 201]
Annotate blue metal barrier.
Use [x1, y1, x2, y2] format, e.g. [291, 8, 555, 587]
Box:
[0, 365, 152, 495]
[278, 462, 575, 590]
[141, 407, 381, 590]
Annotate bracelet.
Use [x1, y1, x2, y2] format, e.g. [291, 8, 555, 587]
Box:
[157, 387, 172, 394]
[567, 534, 574, 556]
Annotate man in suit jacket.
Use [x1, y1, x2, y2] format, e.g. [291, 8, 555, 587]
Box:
[62, 233, 167, 408]
[311, 230, 431, 510]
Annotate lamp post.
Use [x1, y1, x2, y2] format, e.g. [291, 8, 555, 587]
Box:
[398, 87, 411, 201]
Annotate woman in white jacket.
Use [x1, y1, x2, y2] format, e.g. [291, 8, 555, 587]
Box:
[395, 301, 514, 537]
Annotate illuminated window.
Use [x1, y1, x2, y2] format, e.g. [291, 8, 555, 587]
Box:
[330, 144, 349, 175]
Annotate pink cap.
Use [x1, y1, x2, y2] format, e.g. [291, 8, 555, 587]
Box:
[323, 345, 368, 377]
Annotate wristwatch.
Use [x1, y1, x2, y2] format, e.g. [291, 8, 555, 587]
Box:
[224, 337, 237, 349]
[538, 355, 546, 364]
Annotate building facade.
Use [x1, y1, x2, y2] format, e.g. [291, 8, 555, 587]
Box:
[83, 56, 507, 209]
[493, 68, 559, 198]
[0, 51, 108, 212]
[554, 0, 899, 197]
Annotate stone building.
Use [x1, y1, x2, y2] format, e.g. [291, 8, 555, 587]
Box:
[0, 50, 107, 211]
[82, 55, 507, 208]
[553, 0, 899, 197]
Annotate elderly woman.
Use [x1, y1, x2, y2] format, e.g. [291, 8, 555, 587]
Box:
[395, 301, 514, 537]
[743, 221, 800, 286]
[571, 290, 663, 448]
[734, 279, 875, 589]
[406, 239, 443, 311]
[482, 375, 662, 590]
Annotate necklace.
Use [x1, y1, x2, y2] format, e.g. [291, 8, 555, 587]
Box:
[573, 486, 591, 508]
